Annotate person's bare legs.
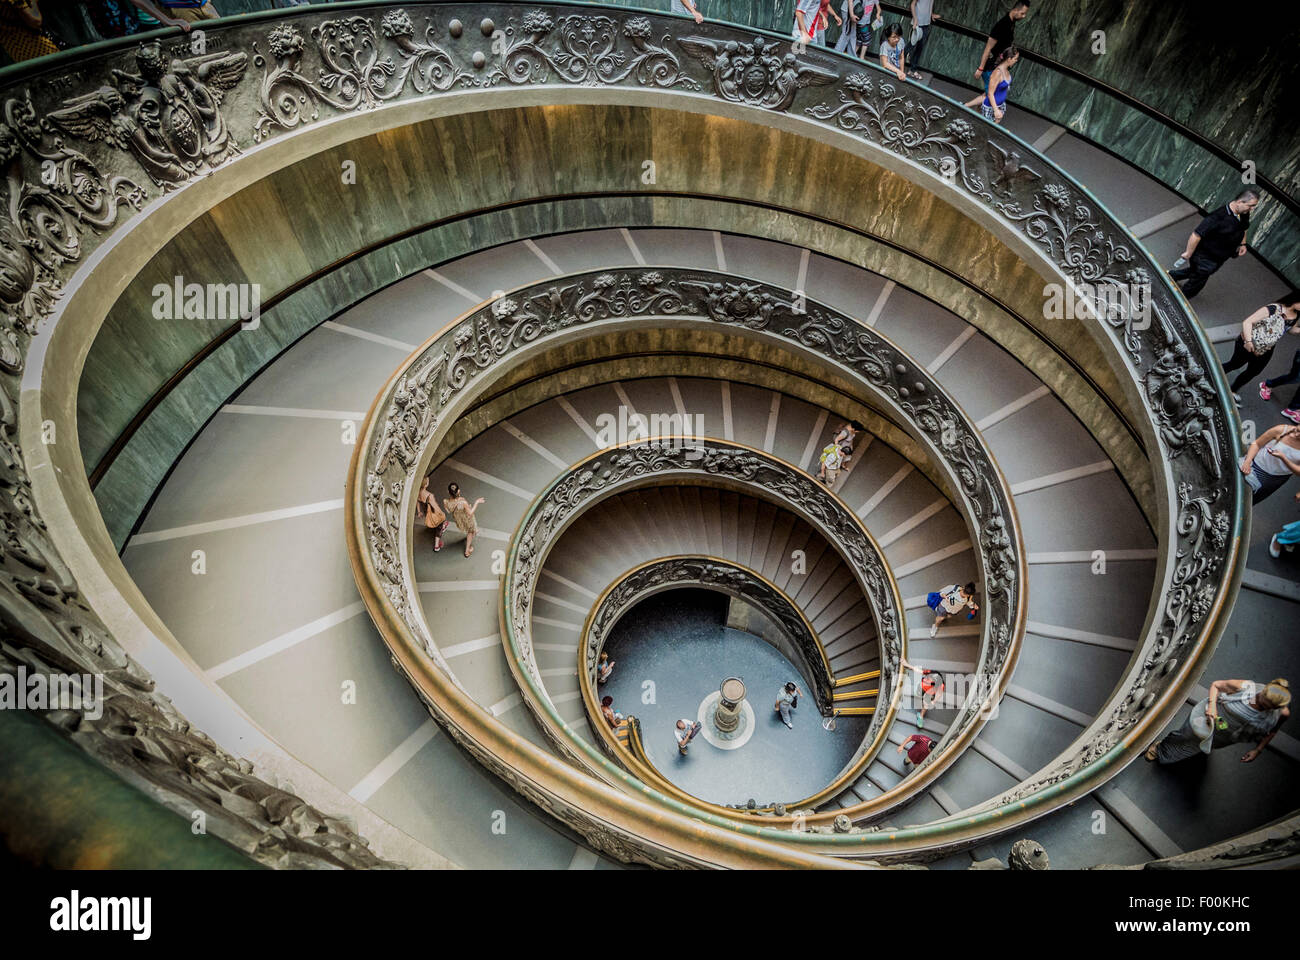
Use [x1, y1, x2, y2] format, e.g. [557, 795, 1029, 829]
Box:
[464, 530, 475, 558]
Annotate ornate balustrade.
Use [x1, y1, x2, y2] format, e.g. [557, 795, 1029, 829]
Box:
[580, 555, 836, 714]
[508, 443, 902, 814]
[351, 262, 1024, 849]
[0, 1, 1243, 865]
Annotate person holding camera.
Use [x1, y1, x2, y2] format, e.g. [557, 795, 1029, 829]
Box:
[775, 681, 802, 729]
[925, 582, 978, 637]
[1147, 678, 1290, 764]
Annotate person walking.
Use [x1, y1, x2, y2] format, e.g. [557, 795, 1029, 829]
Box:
[926, 582, 978, 637]
[898, 732, 936, 769]
[971, 46, 1018, 123]
[675, 718, 702, 754]
[817, 440, 848, 485]
[1169, 189, 1259, 299]
[907, 0, 938, 78]
[1223, 297, 1300, 404]
[416, 476, 449, 552]
[156, 0, 219, 23]
[901, 657, 944, 729]
[1268, 497, 1300, 558]
[833, 0, 878, 58]
[775, 681, 802, 729]
[794, 0, 840, 45]
[1239, 424, 1300, 504]
[679, 0, 703, 23]
[0, 0, 60, 61]
[878, 22, 907, 81]
[597, 651, 615, 683]
[443, 482, 485, 557]
[970, 1, 1028, 93]
[833, 420, 863, 457]
[1147, 678, 1290, 765]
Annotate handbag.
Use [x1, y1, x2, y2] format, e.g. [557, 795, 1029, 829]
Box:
[419, 494, 446, 528]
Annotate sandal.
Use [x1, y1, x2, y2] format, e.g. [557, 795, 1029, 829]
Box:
[464, 545, 474, 558]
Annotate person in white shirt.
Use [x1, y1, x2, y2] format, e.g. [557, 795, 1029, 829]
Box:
[925, 582, 978, 637]
[908, 0, 939, 77]
[775, 681, 802, 728]
[817, 441, 847, 485]
[675, 718, 701, 754]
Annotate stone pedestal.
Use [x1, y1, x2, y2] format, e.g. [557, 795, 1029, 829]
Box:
[715, 677, 746, 733]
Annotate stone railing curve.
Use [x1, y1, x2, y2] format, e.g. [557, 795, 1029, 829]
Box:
[0, 0, 1242, 863]
[505, 440, 904, 818]
[580, 555, 836, 714]
[351, 263, 1025, 845]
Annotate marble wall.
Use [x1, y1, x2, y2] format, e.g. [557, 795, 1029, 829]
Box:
[878, 1, 1299, 287]
[908, 0, 1298, 198]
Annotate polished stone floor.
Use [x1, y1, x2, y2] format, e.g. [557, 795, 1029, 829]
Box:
[600, 589, 869, 806]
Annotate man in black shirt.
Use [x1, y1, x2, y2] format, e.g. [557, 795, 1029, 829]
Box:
[965, 1, 1029, 108]
[1169, 188, 1260, 299]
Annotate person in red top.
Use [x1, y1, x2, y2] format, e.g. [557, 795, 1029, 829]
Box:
[902, 657, 945, 730]
[898, 733, 935, 769]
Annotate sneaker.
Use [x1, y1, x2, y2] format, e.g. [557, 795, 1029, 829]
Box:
[783, 720, 793, 729]
[1284, 409, 1300, 424]
[1270, 535, 1282, 559]
[1232, 393, 1242, 406]
[929, 622, 938, 638]
[1260, 382, 1273, 400]
[915, 712, 924, 729]
[433, 538, 443, 552]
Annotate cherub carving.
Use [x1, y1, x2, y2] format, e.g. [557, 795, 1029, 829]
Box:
[679, 35, 835, 111]
[48, 41, 247, 189]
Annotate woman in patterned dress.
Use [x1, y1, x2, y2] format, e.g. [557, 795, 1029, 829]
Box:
[443, 482, 485, 558]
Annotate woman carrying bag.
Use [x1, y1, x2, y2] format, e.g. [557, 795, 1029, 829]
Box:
[416, 476, 448, 553]
[1222, 296, 1300, 405]
[1147, 678, 1290, 764]
[833, 0, 879, 59]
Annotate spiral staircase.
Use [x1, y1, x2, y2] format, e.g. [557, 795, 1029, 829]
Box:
[3, 2, 1297, 870]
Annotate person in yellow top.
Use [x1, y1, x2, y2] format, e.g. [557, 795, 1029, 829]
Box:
[0, 0, 59, 63]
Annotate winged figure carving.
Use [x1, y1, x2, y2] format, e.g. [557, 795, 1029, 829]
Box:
[679, 35, 835, 111]
[986, 140, 1042, 195]
[48, 41, 247, 189]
